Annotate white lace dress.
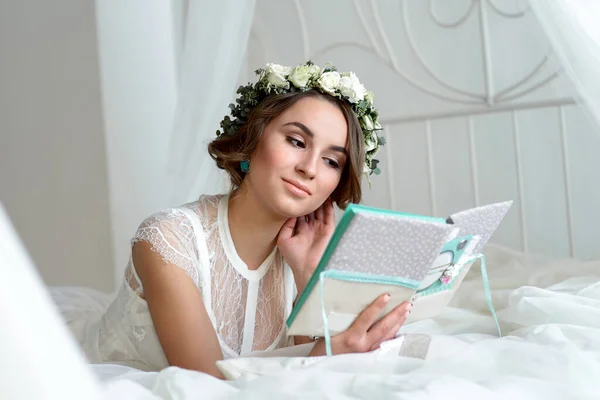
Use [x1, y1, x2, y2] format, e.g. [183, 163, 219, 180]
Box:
[55, 194, 296, 371]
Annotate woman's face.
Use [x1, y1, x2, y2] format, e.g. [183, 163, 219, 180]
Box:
[246, 96, 349, 219]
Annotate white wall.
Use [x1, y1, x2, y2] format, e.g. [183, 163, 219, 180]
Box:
[0, 1, 180, 291]
[245, 0, 600, 260]
[0, 0, 114, 290]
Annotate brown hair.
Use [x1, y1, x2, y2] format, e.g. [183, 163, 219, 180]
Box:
[208, 89, 364, 209]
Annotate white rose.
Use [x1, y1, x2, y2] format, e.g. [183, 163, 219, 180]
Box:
[365, 91, 375, 105]
[308, 64, 321, 76]
[317, 71, 341, 94]
[265, 63, 292, 88]
[266, 63, 291, 76]
[338, 72, 367, 103]
[365, 134, 378, 152]
[288, 65, 312, 88]
[362, 115, 374, 131]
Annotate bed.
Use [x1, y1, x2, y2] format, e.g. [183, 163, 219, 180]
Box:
[5, 196, 597, 400]
[90, 244, 599, 399]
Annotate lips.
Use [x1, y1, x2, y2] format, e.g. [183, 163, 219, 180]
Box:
[282, 178, 312, 196]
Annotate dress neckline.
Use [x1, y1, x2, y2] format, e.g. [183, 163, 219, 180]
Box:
[217, 194, 276, 281]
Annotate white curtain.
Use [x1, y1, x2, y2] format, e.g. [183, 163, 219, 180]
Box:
[166, 0, 257, 204]
[529, 0, 600, 133]
[95, 1, 256, 281]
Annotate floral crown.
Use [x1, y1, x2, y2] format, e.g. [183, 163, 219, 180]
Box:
[216, 61, 384, 176]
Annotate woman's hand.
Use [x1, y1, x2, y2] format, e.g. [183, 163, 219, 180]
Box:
[309, 295, 412, 356]
[277, 199, 335, 293]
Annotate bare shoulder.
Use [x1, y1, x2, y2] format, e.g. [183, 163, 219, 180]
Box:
[131, 237, 224, 377]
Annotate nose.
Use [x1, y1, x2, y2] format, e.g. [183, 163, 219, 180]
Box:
[295, 153, 317, 180]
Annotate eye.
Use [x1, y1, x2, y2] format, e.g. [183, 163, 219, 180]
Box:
[324, 158, 340, 169]
[286, 136, 305, 148]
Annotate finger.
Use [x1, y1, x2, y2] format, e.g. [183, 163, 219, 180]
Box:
[349, 293, 391, 333]
[369, 313, 407, 352]
[295, 215, 309, 233]
[315, 204, 324, 221]
[323, 199, 335, 226]
[366, 302, 411, 344]
[305, 212, 315, 223]
[367, 302, 410, 342]
[277, 217, 298, 241]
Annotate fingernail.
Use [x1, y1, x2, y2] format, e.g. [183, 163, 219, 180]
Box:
[405, 309, 411, 317]
[383, 293, 391, 302]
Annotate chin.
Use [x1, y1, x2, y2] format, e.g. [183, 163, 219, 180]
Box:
[271, 196, 315, 218]
[251, 178, 324, 218]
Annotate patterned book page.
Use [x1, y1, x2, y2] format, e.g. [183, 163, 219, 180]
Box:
[449, 201, 513, 254]
[324, 213, 456, 282]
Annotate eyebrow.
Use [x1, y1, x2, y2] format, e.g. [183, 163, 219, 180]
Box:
[283, 121, 348, 155]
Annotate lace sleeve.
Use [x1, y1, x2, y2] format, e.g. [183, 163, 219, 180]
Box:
[130, 208, 201, 288]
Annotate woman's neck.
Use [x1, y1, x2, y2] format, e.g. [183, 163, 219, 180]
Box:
[227, 186, 287, 270]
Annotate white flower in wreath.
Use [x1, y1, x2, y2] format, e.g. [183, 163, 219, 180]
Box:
[365, 132, 378, 152]
[288, 65, 313, 88]
[317, 71, 341, 94]
[365, 91, 375, 105]
[362, 115, 375, 131]
[265, 63, 292, 88]
[339, 72, 367, 103]
[308, 64, 321, 77]
[363, 161, 371, 174]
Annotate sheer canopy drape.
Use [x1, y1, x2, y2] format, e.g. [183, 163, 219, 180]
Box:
[530, 0, 600, 134]
[166, 0, 257, 204]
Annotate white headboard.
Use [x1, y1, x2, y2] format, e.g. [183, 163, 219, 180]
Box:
[243, 0, 600, 260]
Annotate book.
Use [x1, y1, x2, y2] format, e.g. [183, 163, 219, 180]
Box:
[286, 201, 513, 338]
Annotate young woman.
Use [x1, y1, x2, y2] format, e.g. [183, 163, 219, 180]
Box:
[66, 62, 412, 378]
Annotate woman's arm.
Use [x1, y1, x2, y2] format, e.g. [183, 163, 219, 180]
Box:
[290, 279, 317, 346]
[132, 241, 225, 379]
[277, 200, 335, 347]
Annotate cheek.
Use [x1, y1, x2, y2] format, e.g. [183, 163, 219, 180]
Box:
[266, 147, 290, 169]
[317, 169, 343, 197]
[253, 140, 292, 173]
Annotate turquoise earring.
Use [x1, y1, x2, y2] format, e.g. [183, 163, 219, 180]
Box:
[240, 160, 250, 172]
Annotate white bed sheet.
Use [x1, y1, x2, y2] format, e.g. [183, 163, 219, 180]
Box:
[95, 245, 600, 399]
